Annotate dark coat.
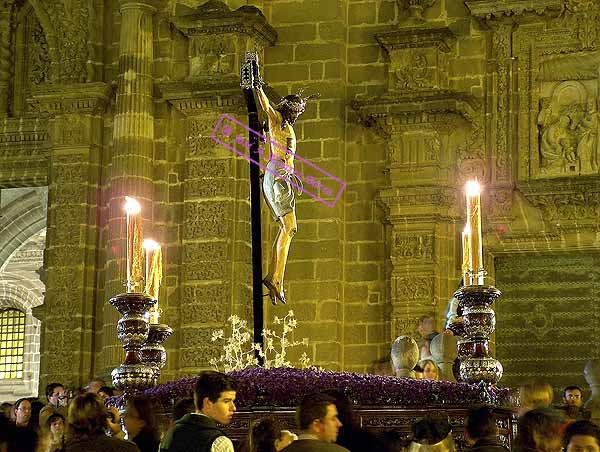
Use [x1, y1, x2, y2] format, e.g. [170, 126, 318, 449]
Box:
[65, 434, 139, 452]
[159, 414, 227, 452]
[282, 439, 351, 452]
[468, 436, 511, 452]
[133, 427, 160, 452]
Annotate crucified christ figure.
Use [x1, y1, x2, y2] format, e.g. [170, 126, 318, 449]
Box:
[253, 83, 309, 305]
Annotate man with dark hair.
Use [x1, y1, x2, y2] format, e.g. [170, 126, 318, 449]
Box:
[39, 382, 67, 427]
[557, 385, 591, 420]
[465, 407, 509, 452]
[160, 371, 238, 452]
[282, 393, 349, 452]
[564, 420, 600, 452]
[564, 386, 584, 407]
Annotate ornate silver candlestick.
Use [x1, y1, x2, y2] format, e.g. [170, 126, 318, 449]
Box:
[110, 292, 157, 405]
[454, 284, 503, 384]
[141, 322, 173, 379]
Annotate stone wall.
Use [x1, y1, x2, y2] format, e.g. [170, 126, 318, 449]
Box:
[0, 0, 598, 396]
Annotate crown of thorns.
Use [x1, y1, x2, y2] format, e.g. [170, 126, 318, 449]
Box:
[276, 88, 320, 114]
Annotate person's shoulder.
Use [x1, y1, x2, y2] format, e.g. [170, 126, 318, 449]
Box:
[283, 440, 350, 452]
[105, 436, 140, 452]
[468, 443, 510, 452]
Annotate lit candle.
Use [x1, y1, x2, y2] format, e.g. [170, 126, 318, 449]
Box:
[124, 196, 144, 292]
[465, 181, 484, 285]
[462, 227, 471, 284]
[143, 239, 162, 324]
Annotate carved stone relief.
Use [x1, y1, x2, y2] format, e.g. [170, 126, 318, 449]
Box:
[187, 117, 218, 156]
[375, 27, 454, 93]
[389, 132, 440, 164]
[28, 18, 50, 85]
[536, 81, 599, 177]
[393, 275, 433, 301]
[189, 36, 236, 78]
[393, 234, 434, 260]
[39, 0, 89, 83]
[183, 201, 231, 239]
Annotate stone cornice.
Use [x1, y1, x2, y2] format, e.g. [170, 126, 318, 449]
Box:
[378, 185, 461, 221]
[172, 1, 277, 47]
[464, 0, 563, 20]
[352, 90, 480, 133]
[26, 82, 112, 116]
[375, 26, 455, 52]
[0, 118, 49, 151]
[519, 178, 600, 223]
[157, 79, 246, 115]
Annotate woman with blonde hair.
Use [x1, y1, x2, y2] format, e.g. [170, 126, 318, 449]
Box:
[518, 381, 554, 417]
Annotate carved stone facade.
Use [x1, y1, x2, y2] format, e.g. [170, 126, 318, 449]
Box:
[0, 0, 598, 397]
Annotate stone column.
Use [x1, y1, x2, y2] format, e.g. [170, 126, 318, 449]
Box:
[100, 0, 157, 376]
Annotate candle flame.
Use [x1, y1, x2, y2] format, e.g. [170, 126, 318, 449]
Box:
[466, 180, 481, 196]
[143, 239, 160, 251]
[124, 196, 141, 215]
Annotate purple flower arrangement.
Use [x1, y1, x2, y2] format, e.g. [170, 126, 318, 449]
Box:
[143, 367, 511, 411]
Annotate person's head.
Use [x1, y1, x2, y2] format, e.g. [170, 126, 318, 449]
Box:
[97, 386, 114, 400]
[564, 386, 584, 408]
[420, 359, 439, 380]
[46, 413, 65, 438]
[14, 398, 31, 426]
[0, 403, 11, 419]
[194, 371, 237, 425]
[297, 393, 342, 443]
[45, 383, 67, 408]
[519, 381, 554, 415]
[413, 417, 451, 444]
[322, 389, 357, 430]
[515, 408, 563, 452]
[466, 407, 497, 442]
[67, 392, 108, 439]
[86, 378, 105, 394]
[123, 395, 159, 441]
[564, 421, 600, 452]
[249, 417, 297, 452]
[559, 115, 571, 127]
[172, 397, 195, 421]
[276, 94, 305, 125]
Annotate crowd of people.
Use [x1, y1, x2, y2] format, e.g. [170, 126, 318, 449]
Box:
[0, 370, 597, 452]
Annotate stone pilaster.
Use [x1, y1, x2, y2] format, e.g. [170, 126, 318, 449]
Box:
[100, 0, 158, 376]
[352, 15, 480, 338]
[28, 82, 110, 390]
[160, 1, 276, 377]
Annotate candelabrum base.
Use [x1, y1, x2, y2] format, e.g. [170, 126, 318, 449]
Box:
[111, 363, 157, 394]
[110, 292, 158, 400]
[454, 284, 504, 385]
[459, 356, 503, 384]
